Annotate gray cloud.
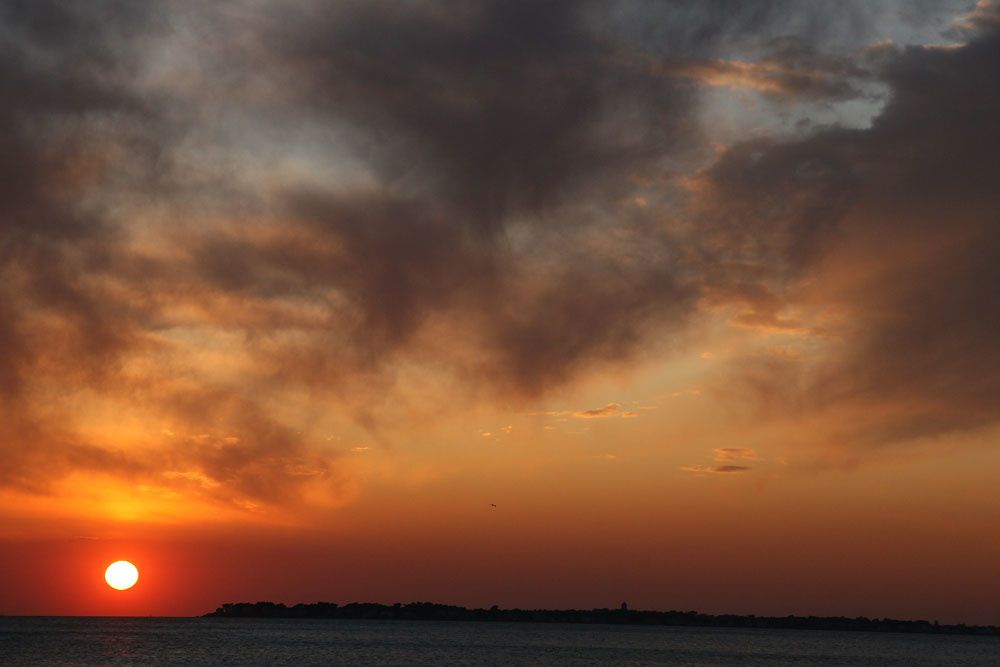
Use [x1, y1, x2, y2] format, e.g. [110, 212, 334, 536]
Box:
[265, 0, 698, 229]
[173, 0, 707, 397]
[700, 7, 1000, 445]
[0, 0, 994, 505]
[0, 0, 341, 506]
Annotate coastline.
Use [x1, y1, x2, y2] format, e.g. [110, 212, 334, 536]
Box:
[204, 602, 1000, 636]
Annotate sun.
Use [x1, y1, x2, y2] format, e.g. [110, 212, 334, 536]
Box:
[104, 560, 139, 591]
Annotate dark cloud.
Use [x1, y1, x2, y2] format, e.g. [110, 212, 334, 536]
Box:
[267, 0, 697, 229]
[0, 0, 339, 506]
[0, 1, 153, 494]
[607, 0, 975, 60]
[701, 7, 1000, 446]
[1, 0, 995, 507]
[0, 0, 160, 391]
[178, 0, 705, 397]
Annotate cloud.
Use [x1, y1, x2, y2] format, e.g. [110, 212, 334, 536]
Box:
[528, 403, 641, 419]
[713, 448, 762, 462]
[574, 403, 625, 419]
[0, 1, 165, 491]
[265, 0, 698, 229]
[659, 49, 867, 100]
[682, 448, 760, 475]
[697, 4, 1000, 447]
[1, 0, 996, 513]
[236, 0, 708, 397]
[681, 465, 751, 474]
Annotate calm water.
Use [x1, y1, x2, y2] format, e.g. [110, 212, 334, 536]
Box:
[2, 617, 999, 666]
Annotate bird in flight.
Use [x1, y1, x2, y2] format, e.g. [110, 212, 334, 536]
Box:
[490, 503, 497, 508]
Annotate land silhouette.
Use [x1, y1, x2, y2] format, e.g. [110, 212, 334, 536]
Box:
[205, 602, 1000, 635]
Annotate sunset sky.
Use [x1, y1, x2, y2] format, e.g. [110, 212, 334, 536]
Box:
[2, 0, 999, 623]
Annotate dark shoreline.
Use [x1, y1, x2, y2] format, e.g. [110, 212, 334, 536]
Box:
[204, 602, 1000, 636]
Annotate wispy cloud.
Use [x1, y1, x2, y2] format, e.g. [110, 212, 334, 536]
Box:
[713, 448, 762, 462]
[573, 403, 639, 419]
[660, 55, 865, 100]
[530, 403, 641, 419]
[574, 403, 621, 418]
[681, 465, 751, 475]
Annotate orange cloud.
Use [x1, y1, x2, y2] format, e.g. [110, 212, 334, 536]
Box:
[713, 448, 762, 462]
[681, 465, 750, 474]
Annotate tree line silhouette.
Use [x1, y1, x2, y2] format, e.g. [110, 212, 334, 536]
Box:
[204, 602, 1000, 635]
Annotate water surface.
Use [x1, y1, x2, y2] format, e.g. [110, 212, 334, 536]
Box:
[2, 617, 999, 666]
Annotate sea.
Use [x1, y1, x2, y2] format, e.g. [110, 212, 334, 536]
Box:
[2, 617, 999, 666]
